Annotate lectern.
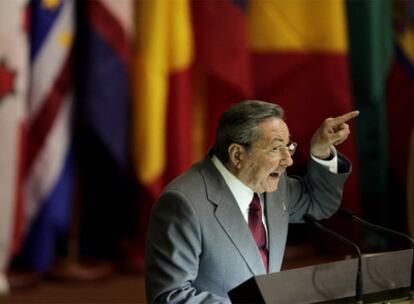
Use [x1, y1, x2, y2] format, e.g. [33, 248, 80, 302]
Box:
[228, 249, 413, 303]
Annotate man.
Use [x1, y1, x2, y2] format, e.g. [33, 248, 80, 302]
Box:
[145, 100, 359, 303]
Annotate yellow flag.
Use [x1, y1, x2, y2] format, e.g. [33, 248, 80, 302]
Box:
[132, 0, 193, 185]
[247, 0, 347, 52]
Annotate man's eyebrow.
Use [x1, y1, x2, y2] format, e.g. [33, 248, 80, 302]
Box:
[272, 135, 292, 144]
[272, 138, 284, 144]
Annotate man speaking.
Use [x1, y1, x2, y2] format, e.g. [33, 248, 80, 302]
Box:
[145, 100, 358, 303]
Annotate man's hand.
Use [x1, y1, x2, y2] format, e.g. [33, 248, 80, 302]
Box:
[310, 110, 359, 159]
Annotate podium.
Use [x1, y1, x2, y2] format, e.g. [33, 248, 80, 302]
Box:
[228, 249, 413, 303]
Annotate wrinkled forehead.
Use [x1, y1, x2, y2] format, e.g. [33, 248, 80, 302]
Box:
[255, 117, 290, 143]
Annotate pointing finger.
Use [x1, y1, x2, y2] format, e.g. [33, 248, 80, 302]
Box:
[331, 110, 360, 125]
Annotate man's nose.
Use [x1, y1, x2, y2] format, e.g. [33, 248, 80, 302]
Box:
[280, 151, 294, 167]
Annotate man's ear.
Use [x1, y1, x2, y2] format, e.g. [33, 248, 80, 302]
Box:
[228, 143, 244, 168]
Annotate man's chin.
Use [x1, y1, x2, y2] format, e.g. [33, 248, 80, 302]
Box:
[264, 179, 280, 192]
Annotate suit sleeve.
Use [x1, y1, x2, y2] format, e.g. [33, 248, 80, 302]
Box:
[287, 152, 352, 222]
[145, 190, 231, 304]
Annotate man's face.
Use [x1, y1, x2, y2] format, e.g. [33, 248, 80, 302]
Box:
[237, 117, 294, 193]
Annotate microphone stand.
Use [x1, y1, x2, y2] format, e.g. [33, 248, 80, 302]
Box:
[338, 208, 414, 300]
[304, 214, 363, 304]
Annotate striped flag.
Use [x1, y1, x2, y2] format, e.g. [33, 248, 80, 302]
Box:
[18, 0, 75, 272]
[0, 0, 28, 293]
[132, 0, 194, 261]
[133, 0, 194, 196]
[246, 0, 361, 215]
[191, 0, 360, 216]
[76, 0, 134, 260]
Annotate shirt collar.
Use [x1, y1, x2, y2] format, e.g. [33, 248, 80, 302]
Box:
[211, 155, 254, 212]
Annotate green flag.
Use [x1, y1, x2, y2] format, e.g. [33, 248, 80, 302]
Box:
[346, 0, 393, 245]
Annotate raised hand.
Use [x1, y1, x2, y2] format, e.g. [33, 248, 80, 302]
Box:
[310, 110, 359, 159]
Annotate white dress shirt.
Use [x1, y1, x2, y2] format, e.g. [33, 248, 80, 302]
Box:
[211, 148, 338, 227]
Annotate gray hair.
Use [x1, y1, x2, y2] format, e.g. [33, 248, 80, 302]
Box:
[214, 100, 284, 164]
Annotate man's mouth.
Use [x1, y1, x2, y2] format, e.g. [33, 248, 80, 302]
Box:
[269, 172, 280, 178]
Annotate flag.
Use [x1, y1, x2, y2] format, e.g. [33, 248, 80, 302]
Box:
[75, 0, 134, 260]
[386, 0, 414, 233]
[133, 0, 194, 195]
[0, 0, 28, 292]
[245, 0, 360, 215]
[78, 0, 132, 170]
[346, 0, 393, 242]
[132, 0, 194, 261]
[191, 0, 253, 149]
[19, 0, 75, 272]
[190, 1, 361, 223]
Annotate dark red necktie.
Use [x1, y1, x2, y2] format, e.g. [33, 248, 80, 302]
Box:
[248, 193, 268, 272]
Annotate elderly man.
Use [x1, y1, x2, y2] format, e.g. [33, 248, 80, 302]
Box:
[145, 100, 358, 303]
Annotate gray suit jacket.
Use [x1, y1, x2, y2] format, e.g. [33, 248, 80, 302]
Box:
[145, 153, 351, 303]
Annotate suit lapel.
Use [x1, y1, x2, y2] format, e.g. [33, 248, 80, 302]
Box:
[199, 155, 266, 276]
[265, 178, 289, 273]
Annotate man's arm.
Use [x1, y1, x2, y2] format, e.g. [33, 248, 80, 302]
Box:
[145, 191, 230, 304]
[286, 110, 359, 222]
[287, 152, 351, 223]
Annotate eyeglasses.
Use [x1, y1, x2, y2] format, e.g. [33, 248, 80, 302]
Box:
[237, 141, 297, 157]
[278, 141, 297, 156]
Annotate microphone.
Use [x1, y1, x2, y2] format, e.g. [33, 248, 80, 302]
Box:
[303, 213, 363, 304]
[338, 208, 414, 298]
